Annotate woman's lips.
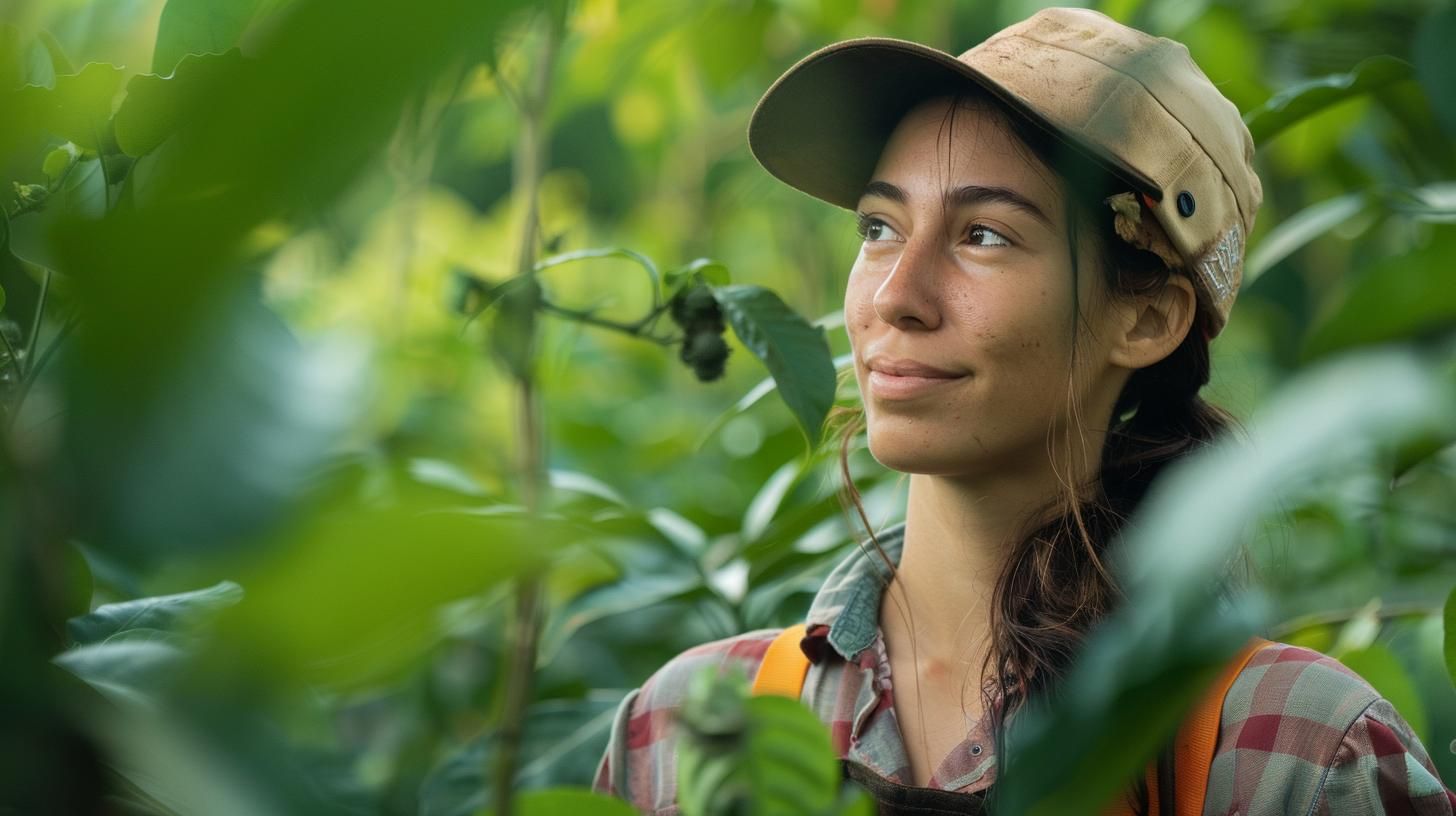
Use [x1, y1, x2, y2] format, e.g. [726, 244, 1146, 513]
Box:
[866, 369, 967, 400]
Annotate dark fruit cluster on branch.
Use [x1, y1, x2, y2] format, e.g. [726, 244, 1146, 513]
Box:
[668, 284, 730, 382]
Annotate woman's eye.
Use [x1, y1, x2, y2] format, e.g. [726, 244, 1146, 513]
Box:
[855, 214, 900, 243]
[967, 224, 1011, 247]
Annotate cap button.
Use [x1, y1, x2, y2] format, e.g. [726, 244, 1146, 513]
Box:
[1177, 191, 1196, 217]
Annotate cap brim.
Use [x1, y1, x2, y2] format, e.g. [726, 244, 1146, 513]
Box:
[747, 38, 1161, 211]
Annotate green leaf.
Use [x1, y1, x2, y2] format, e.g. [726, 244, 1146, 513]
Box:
[1302, 228, 1456, 360]
[42, 142, 79, 182]
[1244, 56, 1413, 146]
[113, 50, 246, 157]
[1444, 586, 1456, 688]
[714, 285, 835, 448]
[677, 666, 839, 816]
[1414, 3, 1456, 138]
[1343, 643, 1431, 743]
[1244, 192, 1365, 286]
[215, 503, 563, 690]
[53, 638, 189, 706]
[13, 62, 125, 150]
[152, 0, 266, 74]
[67, 581, 243, 646]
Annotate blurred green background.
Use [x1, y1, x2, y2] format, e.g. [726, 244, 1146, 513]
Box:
[1, 0, 1453, 814]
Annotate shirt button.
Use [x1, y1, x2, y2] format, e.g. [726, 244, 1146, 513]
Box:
[970, 744, 983, 756]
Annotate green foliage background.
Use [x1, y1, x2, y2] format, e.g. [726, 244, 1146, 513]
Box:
[0, 0, 1452, 814]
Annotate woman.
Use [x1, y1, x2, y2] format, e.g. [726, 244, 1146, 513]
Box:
[595, 8, 1453, 815]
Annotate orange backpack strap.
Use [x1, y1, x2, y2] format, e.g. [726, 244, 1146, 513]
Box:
[1169, 636, 1274, 815]
[751, 623, 810, 699]
[1103, 635, 1274, 816]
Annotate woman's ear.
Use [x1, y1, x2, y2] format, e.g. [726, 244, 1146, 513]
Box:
[1108, 274, 1197, 370]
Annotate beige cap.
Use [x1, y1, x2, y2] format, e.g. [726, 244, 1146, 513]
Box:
[747, 7, 1263, 338]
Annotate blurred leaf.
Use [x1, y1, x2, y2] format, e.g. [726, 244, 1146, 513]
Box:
[1329, 599, 1382, 658]
[216, 504, 563, 690]
[1244, 192, 1365, 286]
[42, 142, 79, 182]
[1445, 586, 1456, 687]
[9, 156, 109, 268]
[677, 666, 839, 816]
[491, 789, 638, 816]
[998, 347, 1456, 816]
[67, 581, 243, 646]
[68, 291, 368, 564]
[114, 50, 247, 157]
[1414, 3, 1456, 138]
[151, 0, 265, 74]
[714, 285, 835, 448]
[37, 31, 74, 78]
[742, 460, 801, 543]
[1302, 229, 1456, 360]
[12, 62, 124, 150]
[667, 258, 730, 295]
[55, 638, 188, 707]
[1343, 643, 1430, 743]
[1245, 56, 1412, 146]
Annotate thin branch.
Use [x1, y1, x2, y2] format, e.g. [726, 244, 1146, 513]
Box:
[537, 299, 677, 345]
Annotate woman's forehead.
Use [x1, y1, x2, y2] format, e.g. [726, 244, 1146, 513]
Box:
[865, 96, 1063, 215]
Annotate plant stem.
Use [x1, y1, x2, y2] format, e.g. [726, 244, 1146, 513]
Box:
[538, 298, 677, 345]
[24, 268, 50, 374]
[493, 6, 564, 816]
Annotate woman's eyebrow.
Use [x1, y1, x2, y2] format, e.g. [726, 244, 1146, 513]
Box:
[860, 180, 1053, 229]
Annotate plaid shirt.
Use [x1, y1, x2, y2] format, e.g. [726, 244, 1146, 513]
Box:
[594, 522, 1454, 815]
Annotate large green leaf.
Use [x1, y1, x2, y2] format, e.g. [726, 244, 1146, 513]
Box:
[1302, 229, 1456, 360]
[114, 50, 246, 157]
[10, 62, 124, 151]
[996, 346, 1456, 816]
[67, 580, 242, 646]
[1244, 56, 1413, 146]
[151, 0, 267, 74]
[214, 503, 564, 690]
[713, 285, 835, 448]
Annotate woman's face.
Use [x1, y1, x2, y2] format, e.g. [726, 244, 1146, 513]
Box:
[845, 95, 1130, 479]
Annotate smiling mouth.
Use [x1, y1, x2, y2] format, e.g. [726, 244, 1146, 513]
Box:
[866, 369, 967, 400]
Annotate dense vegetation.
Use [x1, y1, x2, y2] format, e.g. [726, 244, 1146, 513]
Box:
[1, 0, 1452, 814]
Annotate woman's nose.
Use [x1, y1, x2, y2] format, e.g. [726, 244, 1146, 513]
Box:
[872, 231, 944, 331]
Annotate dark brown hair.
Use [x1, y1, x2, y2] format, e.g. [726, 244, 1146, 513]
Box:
[830, 90, 1239, 813]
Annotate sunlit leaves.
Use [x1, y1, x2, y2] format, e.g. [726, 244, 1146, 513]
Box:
[151, 0, 266, 74]
[714, 285, 835, 448]
[10, 62, 124, 151]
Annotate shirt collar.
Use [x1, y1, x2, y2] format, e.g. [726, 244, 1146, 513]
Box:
[802, 521, 906, 663]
